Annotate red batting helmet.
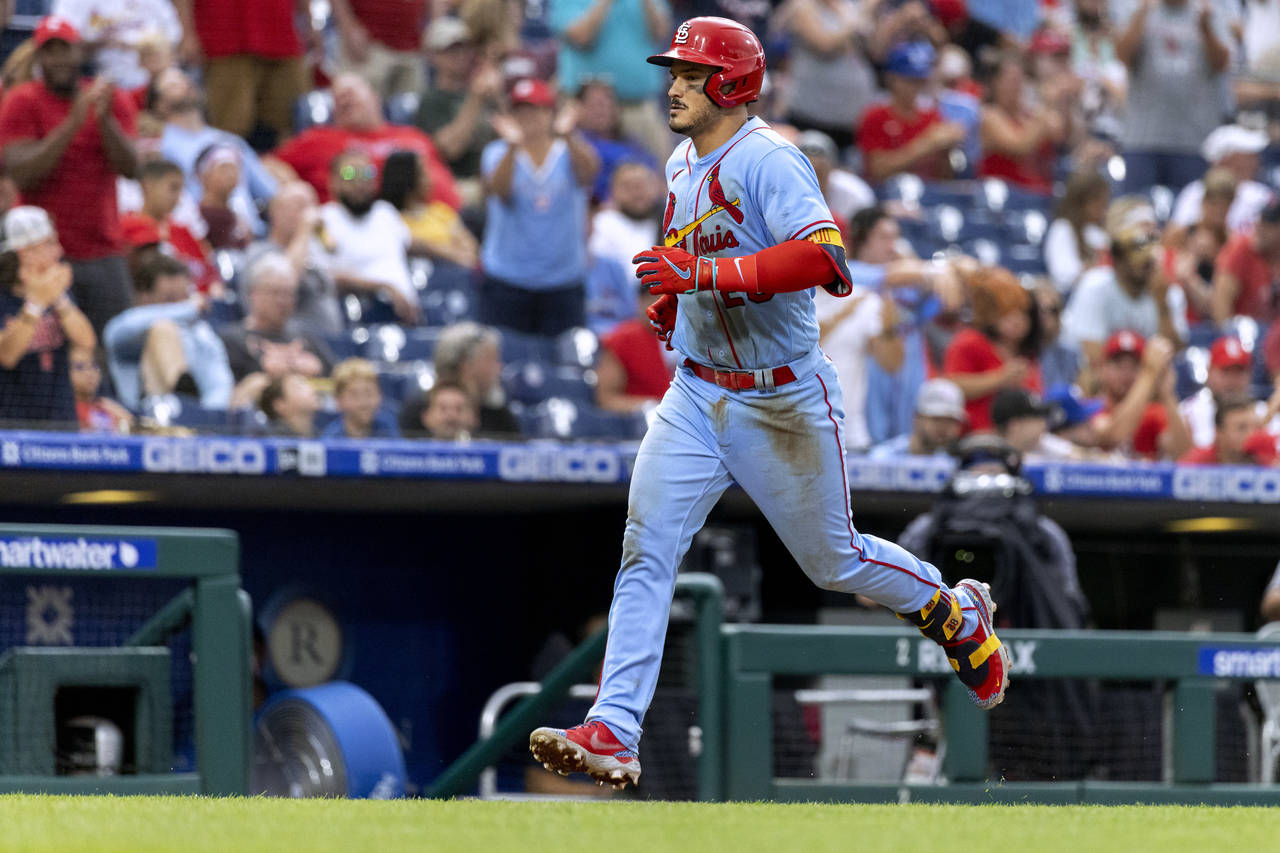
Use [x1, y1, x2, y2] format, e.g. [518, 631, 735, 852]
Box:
[647, 17, 765, 108]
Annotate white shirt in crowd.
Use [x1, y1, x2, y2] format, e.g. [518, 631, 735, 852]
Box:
[1043, 219, 1109, 296]
[815, 286, 885, 451]
[1170, 179, 1275, 234]
[825, 168, 877, 227]
[1178, 387, 1280, 448]
[52, 0, 183, 89]
[588, 208, 657, 274]
[320, 200, 414, 300]
[1061, 266, 1189, 350]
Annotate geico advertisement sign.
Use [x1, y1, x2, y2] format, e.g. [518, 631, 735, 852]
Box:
[142, 439, 268, 474]
[1172, 466, 1280, 503]
[498, 445, 622, 483]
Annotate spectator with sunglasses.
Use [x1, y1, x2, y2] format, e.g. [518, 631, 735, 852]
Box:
[1062, 196, 1187, 384]
[319, 149, 418, 324]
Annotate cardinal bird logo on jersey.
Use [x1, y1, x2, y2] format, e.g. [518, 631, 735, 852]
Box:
[707, 166, 744, 224]
[664, 169, 744, 252]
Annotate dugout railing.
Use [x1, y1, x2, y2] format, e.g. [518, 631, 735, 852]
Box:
[426, 573, 726, 801]
[0, 523, 250, 795]
[723, 625, 1280, 805]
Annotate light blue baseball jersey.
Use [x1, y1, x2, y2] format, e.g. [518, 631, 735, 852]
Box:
[662, 117, 849, 370]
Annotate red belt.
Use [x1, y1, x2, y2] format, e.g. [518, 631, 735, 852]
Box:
[683, 359, 797, 391]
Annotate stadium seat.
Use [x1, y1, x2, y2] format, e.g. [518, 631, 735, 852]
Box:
[376, 361, 434, 405]
[1174, 346, 1209, 400]
[420, 261, 478, 327]
[518, 397, 647, 440]
[555, 327, 599, 368]
[1004, 209, 1049, 246]
[1147, 185, 1176, 224]
[502, 361, 596, 406]
[294, 89, 334, 132]
[962, 238, 1002, 267]
[929, 205, 966, 243]
[365, 325, 443, 363]
[919, 182, 976, 210]
[876, 173, 926, 207]
[141, 394, 233, 432]
[322, 328, 369, 362]
[497, 328, 556, 364]
[383, 92, 420, 125]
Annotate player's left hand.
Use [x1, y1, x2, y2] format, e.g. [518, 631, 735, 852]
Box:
[646, 293, 678, 349]
[633, 246, 703, 295]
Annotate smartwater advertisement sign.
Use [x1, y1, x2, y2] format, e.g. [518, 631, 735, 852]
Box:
[0, 536, 158, 571]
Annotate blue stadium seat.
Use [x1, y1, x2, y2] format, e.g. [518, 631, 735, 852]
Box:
[323, 328, 369, 362]
[141, 395, 233, 432]
[962, 238, 1002, 267]
[876, 173, 926, 207]
[977, 177, 1053, 214]
[519, 398, 648, 440]
[420, 261, 478, 327]
[929, 204, 967, 243]
[1003, 209, 1050, 246]
[919, 183, 977, 210]
[1002, 245, 1046, 275]
[375, 361, 434, 404]
[365, 325, 443, 363]
[555, 327, 600, 368]
[294, 90, 334, 132]
[502, 362, 595, 405]
[383, 92, 420, 125]
[497, 328, 557, 364]
[1175, 346, 1210, 400]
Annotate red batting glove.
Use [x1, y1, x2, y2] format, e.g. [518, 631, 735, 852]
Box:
[633, 246, 706, 295]
[646, 293, 677, 350]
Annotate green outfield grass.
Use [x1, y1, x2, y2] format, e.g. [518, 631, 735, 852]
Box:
[1, 796, 1276, 853]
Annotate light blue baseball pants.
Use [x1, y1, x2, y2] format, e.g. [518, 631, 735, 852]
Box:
[587, 354, 974, 751]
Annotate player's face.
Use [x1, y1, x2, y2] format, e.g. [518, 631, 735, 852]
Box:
[667, 60, 720, 136]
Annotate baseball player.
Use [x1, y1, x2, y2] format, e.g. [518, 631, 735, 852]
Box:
[530, 17, 1009, 790]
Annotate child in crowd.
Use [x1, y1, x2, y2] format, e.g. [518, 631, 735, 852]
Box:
[195, 143, 251, 250]
[70, 344, 132, 434]
[322, 357, 399, 439]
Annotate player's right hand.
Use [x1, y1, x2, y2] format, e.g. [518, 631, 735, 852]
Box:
[647, 293, 677, 349]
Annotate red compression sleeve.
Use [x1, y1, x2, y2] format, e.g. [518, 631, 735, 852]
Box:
[707, 233, 853, 296]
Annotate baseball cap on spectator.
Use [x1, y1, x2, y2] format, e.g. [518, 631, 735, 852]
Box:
[1, 206, 55, 252]
[1105, 329, 1145, 360]
[930, 0, 968, 30]
[991, 388, 1053, 429]
[1243, 430, 1278, 466]
[426, 17, 470, 51]
[1201, 124, 1267, 164]
[510, 77, 556, 108]
[1210, 337, 1251, 370]
[915, 378, 967, 422]
[885, 41, 935, 79]
[796, 130, 837, 162]
[1043, 384, 1104, 429]
[33, 15, 80, 47]
[1029, 28, 1071, 56]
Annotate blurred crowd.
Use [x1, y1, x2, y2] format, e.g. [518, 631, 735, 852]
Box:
[0, 0, 1277, 465]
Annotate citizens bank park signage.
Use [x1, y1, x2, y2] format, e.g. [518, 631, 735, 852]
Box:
[2, 431, 1280, 502]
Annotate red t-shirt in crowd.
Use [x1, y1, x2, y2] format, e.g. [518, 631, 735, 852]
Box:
[975, 114, 1054, 194]
[349, 0, 429, 52]
[119, 212, 220, 292]
[857, 101, 949, 181]
[1094, 400, 1168, 458]
[0, 81, 138, 259]
[193, 0, 302, 60]
[1178, 445, 1220, 464]
[273, 124, 461, 209]
[602, 318, 674, 400]
[942, 327, 1042, 432]
[1215, 232, 1280, 323]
